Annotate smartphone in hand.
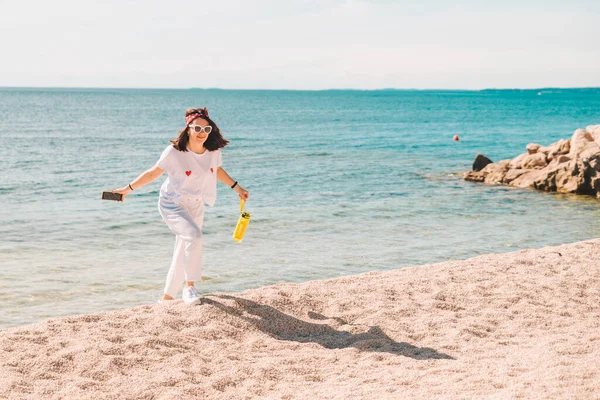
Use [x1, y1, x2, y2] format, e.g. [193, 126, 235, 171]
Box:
[101, 191, 123, 202]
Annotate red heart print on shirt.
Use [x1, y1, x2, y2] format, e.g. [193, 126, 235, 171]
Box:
[185, 170, 192, 176]
[210, 168, 214, 173]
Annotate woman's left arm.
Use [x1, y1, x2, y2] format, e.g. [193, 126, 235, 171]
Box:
[217, 167, 249, 201]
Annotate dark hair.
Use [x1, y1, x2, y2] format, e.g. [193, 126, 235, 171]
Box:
[170, 108, 229, 151]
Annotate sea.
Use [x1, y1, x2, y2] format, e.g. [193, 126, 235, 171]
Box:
[1, 87, 599, 329]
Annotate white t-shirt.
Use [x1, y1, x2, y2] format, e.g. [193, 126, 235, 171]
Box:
[156, 145, 222, 206]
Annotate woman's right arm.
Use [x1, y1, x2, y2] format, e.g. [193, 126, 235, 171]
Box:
[111, 165, 165, 201]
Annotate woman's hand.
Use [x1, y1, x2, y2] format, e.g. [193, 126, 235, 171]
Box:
[235, 185, 249, 201]
[112, 186, 132, 202]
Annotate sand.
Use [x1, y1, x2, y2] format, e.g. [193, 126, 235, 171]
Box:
[1, 239, 599, 399]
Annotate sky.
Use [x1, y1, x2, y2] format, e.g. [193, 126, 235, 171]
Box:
[0, 0, 599, 90]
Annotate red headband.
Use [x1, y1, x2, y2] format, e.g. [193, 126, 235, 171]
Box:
[185, 108, 209, 126]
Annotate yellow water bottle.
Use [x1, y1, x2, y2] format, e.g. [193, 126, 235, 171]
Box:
[233, 199, 251, 242]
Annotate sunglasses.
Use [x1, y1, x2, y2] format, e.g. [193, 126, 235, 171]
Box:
[189, 124, 213, 134]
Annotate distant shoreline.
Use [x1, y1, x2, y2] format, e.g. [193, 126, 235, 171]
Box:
[1, 86, 599, 92]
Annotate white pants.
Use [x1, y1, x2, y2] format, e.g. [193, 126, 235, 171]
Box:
[158, 195, 205, 297]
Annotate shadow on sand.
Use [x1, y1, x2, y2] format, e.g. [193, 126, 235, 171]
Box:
[202, 295, 454, 361]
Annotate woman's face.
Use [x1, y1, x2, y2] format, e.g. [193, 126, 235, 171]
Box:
[188, 117, 211, 147]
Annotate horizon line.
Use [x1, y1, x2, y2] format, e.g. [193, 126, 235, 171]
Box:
[1, 85, 600, 92]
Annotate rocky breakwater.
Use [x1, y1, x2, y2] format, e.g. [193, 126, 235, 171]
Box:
[463, 125, 600, 198]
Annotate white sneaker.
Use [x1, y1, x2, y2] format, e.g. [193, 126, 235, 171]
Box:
[182, 286, 201, 305]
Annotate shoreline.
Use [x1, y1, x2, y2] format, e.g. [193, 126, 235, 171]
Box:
[2, 239, 599, 399]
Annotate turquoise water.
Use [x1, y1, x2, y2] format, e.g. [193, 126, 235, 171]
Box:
[1, 87, 599, 329]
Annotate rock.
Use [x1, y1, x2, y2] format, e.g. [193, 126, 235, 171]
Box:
[541, 139, 571, 161]
[463, 160, 508, 184]
[547, 155, 571, 168]
[526, 143, 541, 154]
[587, 155, 600, 196]
[588, 154, 600, 170]
[555, 139, 571, 155]
[484, 160, 510, 184]
[521, 153, 548, 169]
[569, 128, 594, 156]
[586, 125, 600, 144]
[463, 125, 600, 198]
[579, 147, 599, 161]
[463, 170, 486, 182]
[511, 170, 550, 189]
[472, 154, 493, 171]
[504, 169, 528, 184]
[555, 161, 584, 193]
[509, 153, 528, 169]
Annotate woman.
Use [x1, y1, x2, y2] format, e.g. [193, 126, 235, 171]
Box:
[112, 107, 249, 305]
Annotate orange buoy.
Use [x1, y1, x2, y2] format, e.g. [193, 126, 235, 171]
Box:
[453, 135, 460, 141]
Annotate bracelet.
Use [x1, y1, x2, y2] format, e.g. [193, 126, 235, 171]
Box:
[231, 181, 238, 189]
[128, 183, 134, 191]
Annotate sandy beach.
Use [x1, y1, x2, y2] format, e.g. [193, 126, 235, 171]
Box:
[1, 239, 599, 399]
